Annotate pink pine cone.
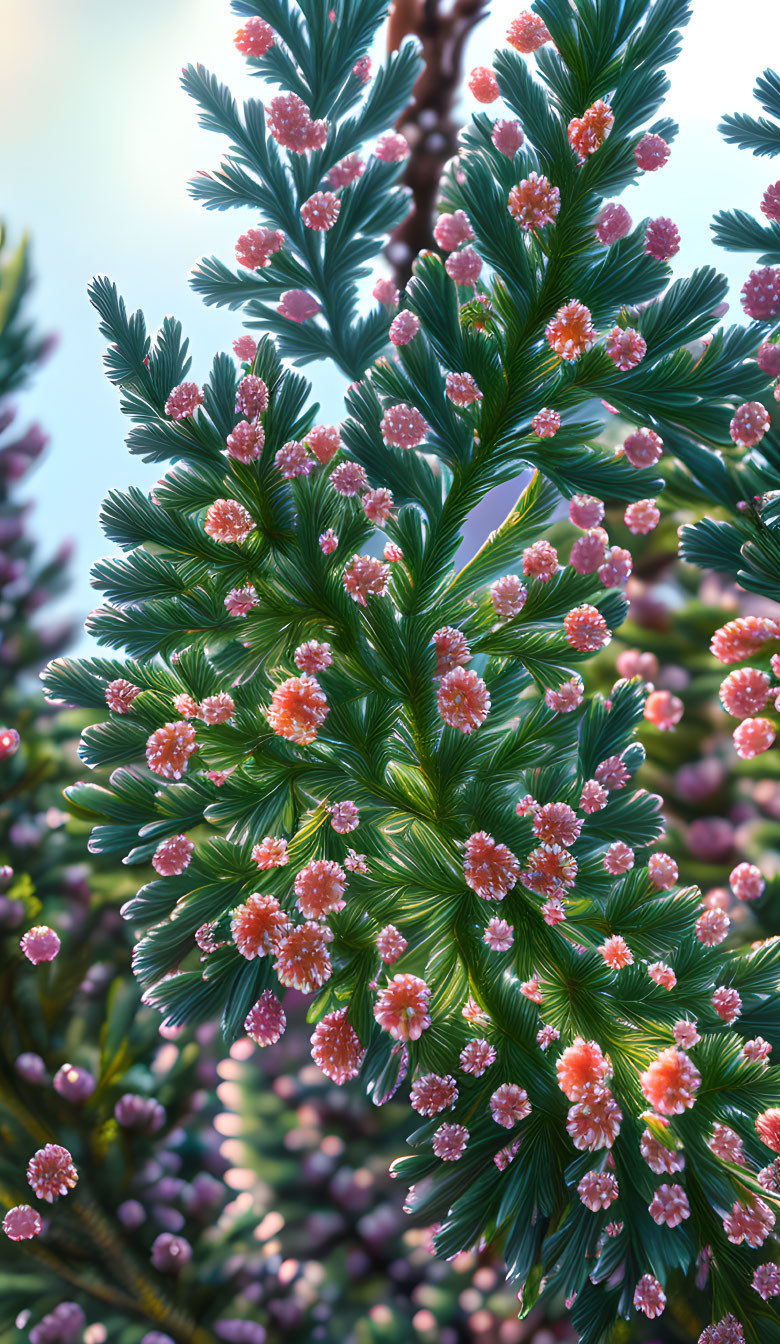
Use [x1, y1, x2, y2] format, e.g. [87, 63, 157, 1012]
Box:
[300, 191, 340, 231]
[635, 133, 670, 171]
[645, 216, 681, 260]
[389, 310, 420, 346]
[3, 1205, 43, 1240]
[374, 131, 409, 162]
[245, 991, 287, 1046]
[468, 66, 499, 103]
[0, 726, 21, 758]
[605, 326, 646, 370]
[741, 267, 780, 321]
[596, 202, 632, 244]
[234, 17, 274, 56]
[445, 247, 483, 287]
[761, 182, 780, 222]
[278, 290, 322, 322]
[20, 925, 61, 964]
[730, 401, 770, 447]
[434, 211, 474, 251]
[492, 119, 524, 157]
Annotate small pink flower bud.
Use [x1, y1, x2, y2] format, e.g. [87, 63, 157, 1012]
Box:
[569, 494, 604, 529]
[300, 191, 340, 231]
[604, 841, 634, 875]
[761, 182, 780, 222]
[733, 717, 775, 759]
[468, 66, 499, 103]
[277, 290, 322, 322]
[645, 216, 680, 261]
[234, 17, 274, 56]
[599, 545, 632, 587]
[445, 371, 482, 405]
[445, 247, 483, 287]
[374, 132, 409, 162]
[506, 12, 551, 51]
[730, 861, 765, 901]
[564, 604, 610, 652]
[625, 498, 660, 534]
[328, 153, 365, 188]
[380, 404, 429, 449]
[545, 675, 584, 713]
[546, 299, 595, 361]
[730, 401, 770, 447]
[605, 326, 646, 370]
[3, 1205, 43, 1240]
[523, 539, 557, 580]
[757, 340, 780, 377]
[508, 174, 561, 231]
[275, 440, 312, 479]
[635, 133, 670, 171]
[490, 574, 527, 617]
[531, 407, 561, 437]
[595, 202, 632, 245]
[492, 119, 524, 156]
[20, 925, 61, 964]
[389, 310, 420, 346]
[741, 267, 780, 321]
[233, 335, 257, 361]
[235, 226, 284, 270]
[623, 427, 663, 468]
[165, 382, 202, 420]
[0, 726, 21, 757]
[433, 211, 474, 251]
[372, 278, 399, 307]
[644, 689, 683, 730]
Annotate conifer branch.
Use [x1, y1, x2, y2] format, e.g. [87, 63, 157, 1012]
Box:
[36, 8, 780, 1343]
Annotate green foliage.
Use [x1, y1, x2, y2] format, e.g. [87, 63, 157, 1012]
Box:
[185, 2, 421, 380]
[212, 994, 538, 1344]
[714, 69, 780, 264]
[0, 894, 237, 1344]
[0, 232, 71, 694]
[39, 6, 780, 1344]
[0, 232, 49, 396]
[681, 70, 780, 596]
[719, 69, 780, 158]
[0, 232, 230, 1344]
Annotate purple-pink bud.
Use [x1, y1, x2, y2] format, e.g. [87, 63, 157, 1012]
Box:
[20, 925, 61, 964]
[150, 1232, 192, 1273]
[757, 340, 780, 378]
[118, 1199, 146, 1228]
[0, 896, 24, 928]
[595, 203, 631, 245]
[53, 1063, 96, 1104]
[114, 1093, 166, 1132]
[216, 1324, 267, 1343]
[0, 726, 21, 758]
[15, 1052, 47, 1084]
[29, 1302, 85, 1344]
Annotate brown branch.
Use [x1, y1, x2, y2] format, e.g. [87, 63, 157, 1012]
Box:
[385, 0, 490, 288]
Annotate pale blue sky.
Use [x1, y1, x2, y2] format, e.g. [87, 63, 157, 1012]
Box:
[1, 0, 775, 641]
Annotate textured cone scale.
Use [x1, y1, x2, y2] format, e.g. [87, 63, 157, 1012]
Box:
[27, 1144, 78, 1202]
[508, 173, 561, 231]
[445, 246, 483, 287]
[310, 1008, 366, 1083]
[506, 12, 551, 52]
